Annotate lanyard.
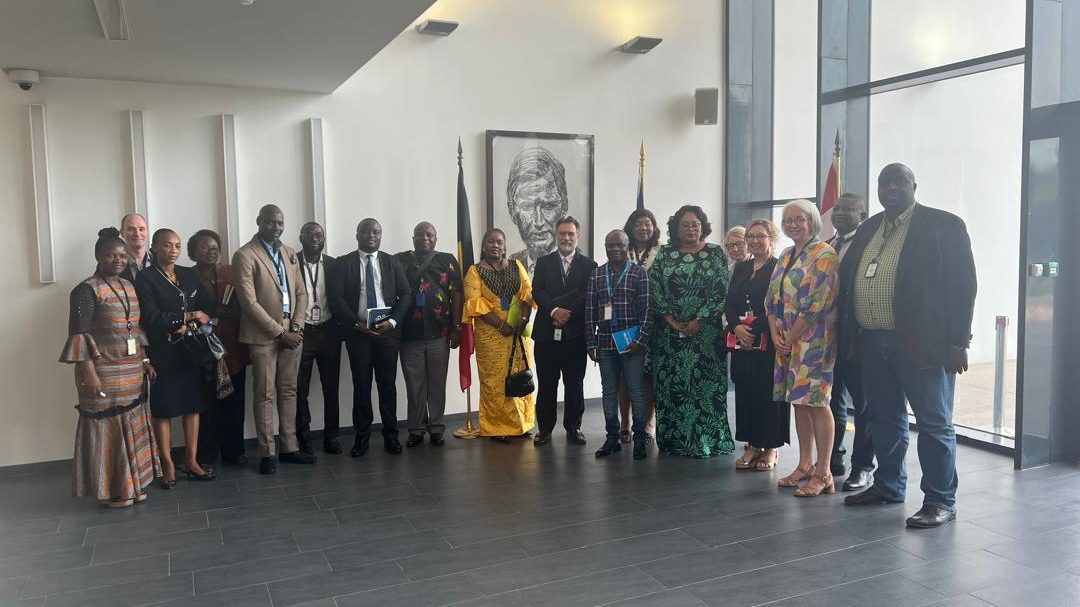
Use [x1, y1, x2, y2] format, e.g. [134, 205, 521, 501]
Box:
[872, 216, 904, 263]
[264, 242, 286, 289]
[302, 257, 320, 296]
[605, 262, 630, 302]
[100, 274, 133, 333]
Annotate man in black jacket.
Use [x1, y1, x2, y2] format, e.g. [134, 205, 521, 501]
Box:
[328, 218, 411, 457]
[839, 163, 977, 529]
[532, 216, 597, 446]
[295, 222, 344, 455]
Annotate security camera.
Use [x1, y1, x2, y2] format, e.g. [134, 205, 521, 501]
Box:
[6, 69, 40, 91]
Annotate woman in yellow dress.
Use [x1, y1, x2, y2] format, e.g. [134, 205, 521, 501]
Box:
[463, 228, 535, 441]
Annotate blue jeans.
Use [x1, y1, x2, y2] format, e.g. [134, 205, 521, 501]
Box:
[861, 331, 958, 511]
[599, 349, 647, 442]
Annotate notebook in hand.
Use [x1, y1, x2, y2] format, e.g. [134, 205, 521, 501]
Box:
[366, 307, 392, 327]
[612, 326, 641, 354]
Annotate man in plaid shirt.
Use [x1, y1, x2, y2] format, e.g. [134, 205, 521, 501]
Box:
[586, 229, 654, 460]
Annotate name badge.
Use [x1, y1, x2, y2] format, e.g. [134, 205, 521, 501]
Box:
[553, 328, 563, 341]
[865, 261, 879, 278]
[603, 303, 613, 321]
[126, 337, 138, 356]
[310, 306, 321, 324]
[416, 291, 426, 308]
[500, 296, 511, 311]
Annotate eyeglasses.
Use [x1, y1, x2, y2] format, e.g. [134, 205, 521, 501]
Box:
[724, 241, 746, 249]
[679, 222, 702, 230]
[746, 234, 769, 241]
[781, 216, 808, 226]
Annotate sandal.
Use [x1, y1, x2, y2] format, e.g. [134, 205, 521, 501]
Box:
[619, 430, 632, 444]
[755, 448, 778, 471]
[794, 472, 836, 497]
[182, 465, 216, 481]
[735, 445, 761, 470]
[777, 464, 815, 488]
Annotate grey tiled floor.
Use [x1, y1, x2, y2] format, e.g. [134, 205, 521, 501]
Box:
[2, 401, 1079, 607]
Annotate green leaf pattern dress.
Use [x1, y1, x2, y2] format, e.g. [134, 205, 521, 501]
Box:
[649, 243, 735, 458]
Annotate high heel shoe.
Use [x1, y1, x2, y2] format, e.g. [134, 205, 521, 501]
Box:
[735, 445, 761, 470]
[157, 477, 176, 490]
[182, 465, 216, 481]
[777, 464, 815, 488]
[794, 472, 836, 497]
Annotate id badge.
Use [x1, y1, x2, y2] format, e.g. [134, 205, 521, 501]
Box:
[416, 291, 426, 308]
[865, 261, 879, 278]
[500, 296, 511, 311]
[553, 328, 563, 341]
[603, 304, 613, 321]
[310, 306, 321, 324]
[126, 337, 138, 356]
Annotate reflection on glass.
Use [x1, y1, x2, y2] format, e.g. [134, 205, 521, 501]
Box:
[869, 65, 1024, 437]
[870, 0, 1025, 80]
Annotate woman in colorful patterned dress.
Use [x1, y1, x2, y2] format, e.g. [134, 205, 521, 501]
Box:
[462, 228, 535, 441]
[61, 228, 161, 508]
[767, 199, 839, 497]
[650, 205, 734, 458]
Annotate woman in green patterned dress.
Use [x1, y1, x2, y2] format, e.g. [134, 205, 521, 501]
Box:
[650, 205, 734, 458]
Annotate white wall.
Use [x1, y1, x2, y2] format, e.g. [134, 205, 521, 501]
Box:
[0, 0, 724, 466]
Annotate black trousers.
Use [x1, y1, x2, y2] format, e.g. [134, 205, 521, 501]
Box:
[731, 350, 790, 449]
[296, 322, 343, 446]
[534, 336, 588, 434]
[830, 358, 875, 470]
[344, 331, 400, 441]
[198, 369, 247, 462]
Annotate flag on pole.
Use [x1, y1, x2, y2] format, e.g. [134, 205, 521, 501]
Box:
[636, 141, 645, 210]
[456, 138, 476, 392]
[820, 130, 842, 237]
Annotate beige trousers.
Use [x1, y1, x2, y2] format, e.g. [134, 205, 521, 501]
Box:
[248, 342, 302, 457]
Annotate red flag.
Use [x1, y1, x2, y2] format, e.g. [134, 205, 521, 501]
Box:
[456, 139, 475, 392]
[820, 130, 842, 236]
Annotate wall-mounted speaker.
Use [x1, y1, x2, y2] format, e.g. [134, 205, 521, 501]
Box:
[695, 87, 719, 125]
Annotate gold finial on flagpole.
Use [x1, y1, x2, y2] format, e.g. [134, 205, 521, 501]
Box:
[457, 137, 463, 167]
[639, 140, 645, 166]
[833, 129, 841, 157]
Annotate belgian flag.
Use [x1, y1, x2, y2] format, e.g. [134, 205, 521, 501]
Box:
[456, 139, 475, 392]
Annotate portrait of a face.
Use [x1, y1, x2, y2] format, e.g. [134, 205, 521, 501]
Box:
[487, 131, 594, 276]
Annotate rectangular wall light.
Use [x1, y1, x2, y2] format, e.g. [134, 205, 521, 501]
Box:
[29, 104, 55, 284]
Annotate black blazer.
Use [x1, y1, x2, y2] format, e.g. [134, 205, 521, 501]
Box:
[837, 204, 977, 368]
[531, 250, 597, 342]
[328, 250, 410, 332]
[135, 265, 213, 373]
[724, 257, 777, 342]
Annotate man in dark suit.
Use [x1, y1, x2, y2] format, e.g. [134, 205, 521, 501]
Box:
[532, 216, 597, 446]
[295, 222, 344, 455]
[825, 193, 876, 491]
[839, 164, 977, 528]
[328, 218, 411, 457]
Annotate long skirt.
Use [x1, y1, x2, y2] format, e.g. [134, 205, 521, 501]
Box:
[473, 317, 535, 436]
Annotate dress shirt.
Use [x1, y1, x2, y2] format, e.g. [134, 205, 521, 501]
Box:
[260, 238, 291, 316]
[126, 251, 153, 278]
[358, 249, 394, 327]
[853, 204, 916, 331]
[585, 262, 653, 352]
[301, 255, 331, 325]
[831, 230, 857, 262]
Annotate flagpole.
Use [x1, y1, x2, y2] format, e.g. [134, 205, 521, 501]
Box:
[833, 130, 842, 195]
[453, 137, 480, 440]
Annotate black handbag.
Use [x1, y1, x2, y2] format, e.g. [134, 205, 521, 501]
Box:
[504, 334, 535, 398]
[174, 321, 226, 368]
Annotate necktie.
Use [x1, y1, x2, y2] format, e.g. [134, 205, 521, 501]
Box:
[562, 257, 570, 276]
[365, 254, 378, 310]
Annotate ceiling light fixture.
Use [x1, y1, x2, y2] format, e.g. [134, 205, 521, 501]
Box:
[415, 19, 459, 36]
[620, 36, 662, 54]
[92, 0, 131, 41]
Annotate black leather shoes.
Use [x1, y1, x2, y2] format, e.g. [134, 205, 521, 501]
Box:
[906, 505, 956, 528]
[842, 468, 874, 492]
[385, 439, 403, 454]
[430, 433, 445, 446]
[830, 457, 847, 477]
[633, 443, 647, 460]
[568, 430, 587, 445]
[220, 454, 248, 466]
[844, 486, 903, 506]
[323, 440, 342, 455]
[595, 438, 622, 458]
[406, 434, 424, 448]
[280, 450, 317, 464]
[259, 457, 277, 475]
[351, 437, 369, 458]
[298, 441, 314, 456]
[533, 432, 551, 446]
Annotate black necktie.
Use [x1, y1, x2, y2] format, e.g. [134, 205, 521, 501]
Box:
[365, 254, 378, 310]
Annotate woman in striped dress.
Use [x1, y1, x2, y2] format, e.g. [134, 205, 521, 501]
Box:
[60, 228, 161, 507]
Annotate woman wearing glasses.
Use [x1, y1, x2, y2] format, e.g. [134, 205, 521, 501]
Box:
[723, 226, 750, 269]
[767, 200, 839, 497]
[649, 205, 734, 458]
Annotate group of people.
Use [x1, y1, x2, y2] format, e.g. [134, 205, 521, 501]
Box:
[62, 161, 976, 529]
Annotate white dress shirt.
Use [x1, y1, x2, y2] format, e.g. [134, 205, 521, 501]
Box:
[302, 255, 332, 325]
[358, 249, 394, 326]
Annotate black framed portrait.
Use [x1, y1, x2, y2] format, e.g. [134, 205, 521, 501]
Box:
[485, 130, 595, 276]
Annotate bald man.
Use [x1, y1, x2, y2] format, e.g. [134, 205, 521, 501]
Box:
[119, 213, 152, 282]
[233, 204, 316, 474]
[394, 222, 463, 447]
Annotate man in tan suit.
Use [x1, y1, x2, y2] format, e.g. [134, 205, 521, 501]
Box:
[233, 204, 317, 474]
